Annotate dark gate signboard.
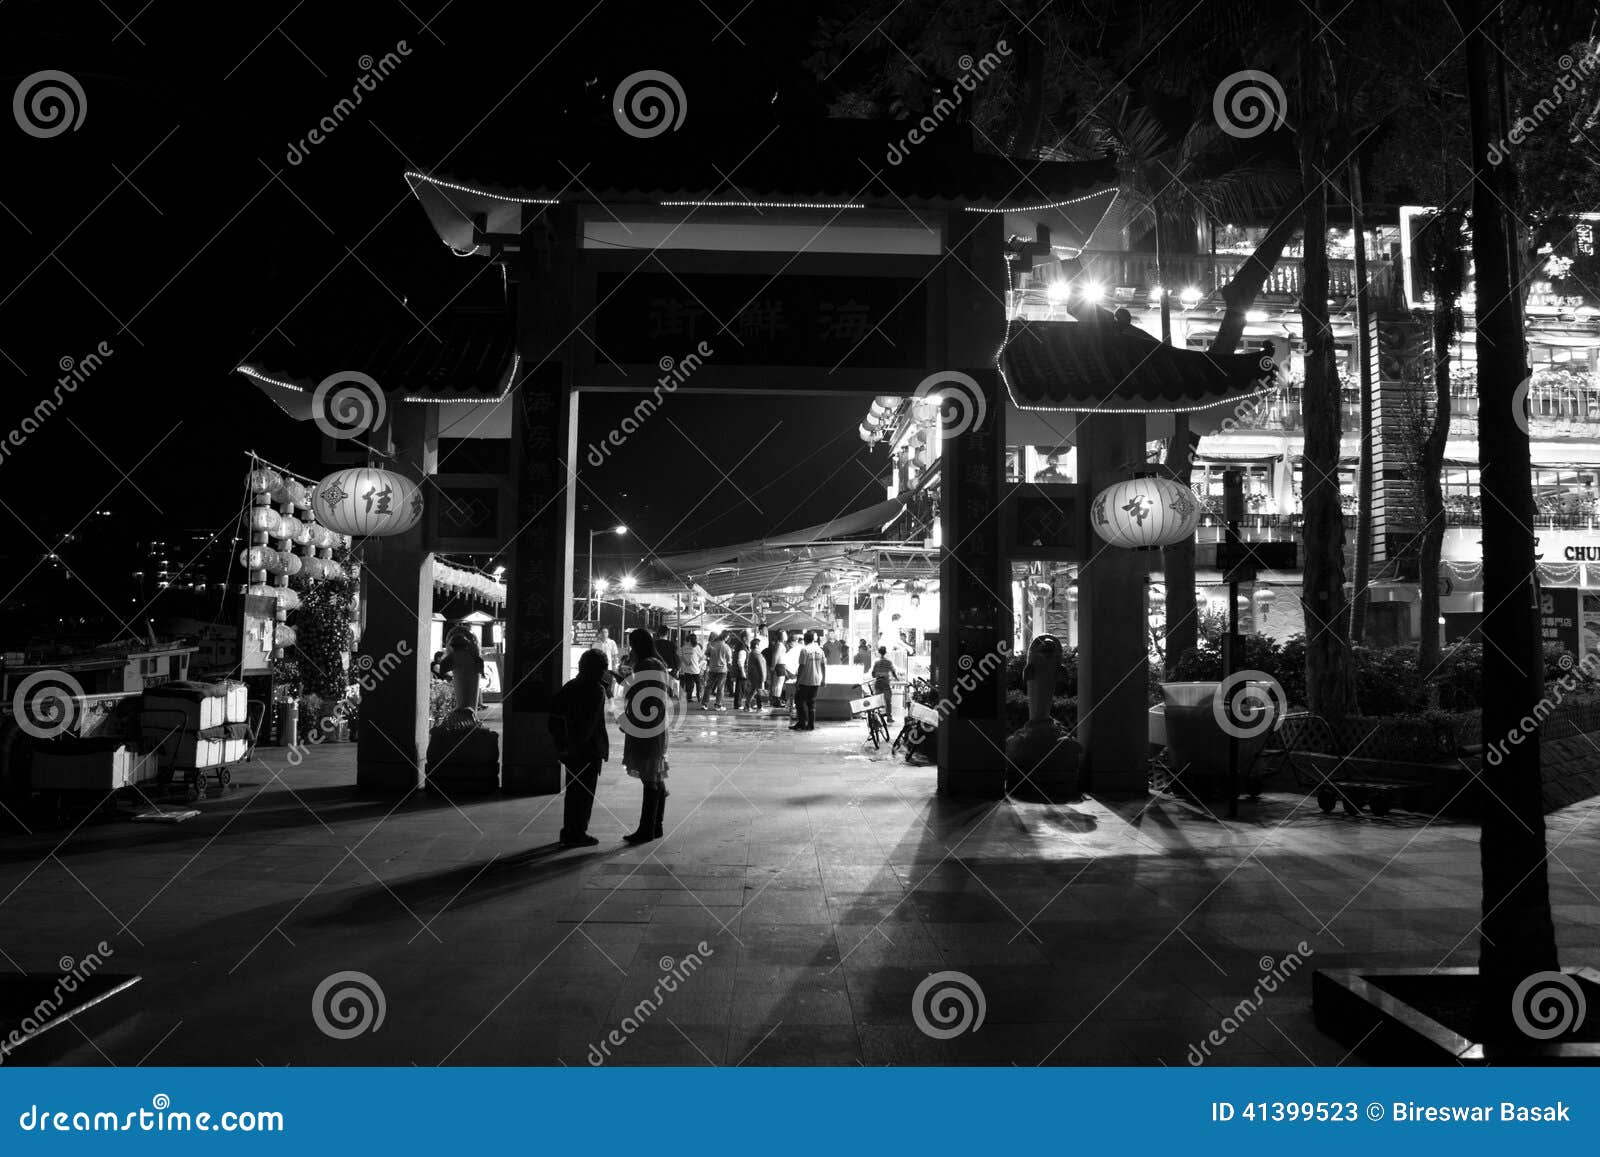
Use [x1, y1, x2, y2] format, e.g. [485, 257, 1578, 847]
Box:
[594, 273, 928, 368]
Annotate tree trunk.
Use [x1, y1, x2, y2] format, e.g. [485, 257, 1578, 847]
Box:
[1350, 159, 1375, 646]
[1161, 205, 1300, 677]
[1458, 0, 1559, 1040]
[1009, 16, 1047, 159]
[1417, 299, 1450, 679]
[1297, 17, 1356, 720]
[1211, 206, 1299, 356]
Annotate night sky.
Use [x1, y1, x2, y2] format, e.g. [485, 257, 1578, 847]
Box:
[0, 1, 888, 636]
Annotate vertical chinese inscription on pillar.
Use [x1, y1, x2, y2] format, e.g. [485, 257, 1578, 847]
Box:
[512, 382, 561, 713]
[946, 374, 1005, 720]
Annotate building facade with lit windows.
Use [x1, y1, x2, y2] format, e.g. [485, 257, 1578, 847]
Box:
[861, 204, 1600, 656]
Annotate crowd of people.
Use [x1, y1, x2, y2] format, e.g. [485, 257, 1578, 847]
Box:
[551, 624, 910, 848]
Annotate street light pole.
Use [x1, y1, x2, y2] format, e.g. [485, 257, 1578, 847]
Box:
[587, 524, 629, 620]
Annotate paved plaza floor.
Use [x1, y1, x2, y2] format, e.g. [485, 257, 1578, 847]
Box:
[3, 708, 1598, 1066]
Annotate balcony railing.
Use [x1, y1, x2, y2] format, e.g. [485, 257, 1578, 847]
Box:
[1075, 250, 1394, 301]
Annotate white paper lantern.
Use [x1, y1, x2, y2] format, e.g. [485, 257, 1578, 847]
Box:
[1090, 475, 1200, 550]
[311, 468, 423, 538]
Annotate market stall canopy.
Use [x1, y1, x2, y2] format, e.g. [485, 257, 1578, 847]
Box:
[649, 498, 906, 575]
[404, 118, 1118, 252]
[1000, 320, 1281, 413]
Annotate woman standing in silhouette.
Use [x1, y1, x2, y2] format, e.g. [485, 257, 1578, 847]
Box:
[620, 628, 670, 844]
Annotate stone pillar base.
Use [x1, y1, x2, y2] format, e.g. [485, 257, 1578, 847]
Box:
[425, 723, 500, 794]
[937, 717, 1007, 798]
[355, 755, 422, 793]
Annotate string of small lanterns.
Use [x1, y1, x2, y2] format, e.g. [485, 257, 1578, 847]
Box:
[238, 459, 357, 660]
[432, 559, 507, 608]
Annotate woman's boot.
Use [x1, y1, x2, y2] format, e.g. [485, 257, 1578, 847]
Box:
[624, 786, 658, 844]
[653, 787, 667, 839]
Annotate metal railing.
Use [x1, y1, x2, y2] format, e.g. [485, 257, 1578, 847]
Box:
[1074, 250, 1394, 300]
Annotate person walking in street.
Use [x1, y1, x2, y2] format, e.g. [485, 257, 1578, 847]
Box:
[590, 626, 620, 712]
[621, 628, 670, 845]
[767, 629, 789, 711]
[549, 649, 610, 848]
[653, 626, 681, 713]
[743, 637, 767, 711]
[730, 633, 749, 709]
[854, 638, 872, 673]
[703, 631, 732, 709]
[790, 630, 827, 731]
[871, 645, 900, 723]
[678, 632, 704, 707]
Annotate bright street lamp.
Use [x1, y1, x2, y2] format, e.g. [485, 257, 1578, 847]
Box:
[620, 574, 637, 590]
[588, 524, 631, 618]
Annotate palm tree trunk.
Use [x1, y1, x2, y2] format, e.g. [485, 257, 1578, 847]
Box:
[1297, 12, 1356, 720]
[1457, 0, 1559, 1040]
[1350, 159, 1375, 646]
[1211, 207, 1299, 356]
[1417, 299, 1450, 678]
